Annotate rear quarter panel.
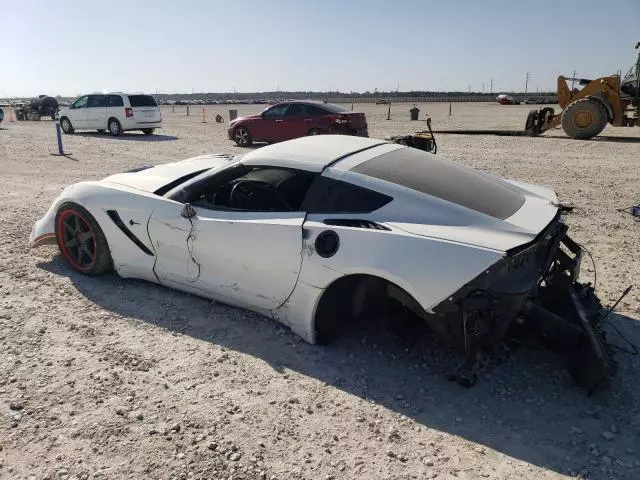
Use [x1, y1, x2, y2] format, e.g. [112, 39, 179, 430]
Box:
[299, 217, 504, 314]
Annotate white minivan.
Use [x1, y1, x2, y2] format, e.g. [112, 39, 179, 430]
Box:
[58, 93, 162, 136]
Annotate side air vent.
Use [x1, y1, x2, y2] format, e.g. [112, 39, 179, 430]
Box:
[323, 219, 390, 231]
[106, 210, 154, 256]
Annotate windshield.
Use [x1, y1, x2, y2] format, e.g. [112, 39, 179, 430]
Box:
[351, 147, 526, 220]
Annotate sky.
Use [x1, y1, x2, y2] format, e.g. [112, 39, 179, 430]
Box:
[2, 0, 639, 97]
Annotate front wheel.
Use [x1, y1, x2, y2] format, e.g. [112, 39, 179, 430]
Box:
[561, 99, 608, 140]
[233, 126, 252, 146]
[55, 203, 113, 275]
[60, 117, 74, 134]
[108, 118, 122, 136]
[142, 128, 155, 135]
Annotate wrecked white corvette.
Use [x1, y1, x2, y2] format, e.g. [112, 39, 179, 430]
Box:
[30, 135, 614, 392]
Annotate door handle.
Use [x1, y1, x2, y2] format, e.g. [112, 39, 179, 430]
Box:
[304, 118, 313, 122]
[275, 119, 284, 123]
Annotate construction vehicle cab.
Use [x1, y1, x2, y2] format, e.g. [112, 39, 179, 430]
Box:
[526, 42, 640, 139]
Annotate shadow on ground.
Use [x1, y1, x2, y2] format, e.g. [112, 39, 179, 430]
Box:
[72, 132, 179, 142]
[39, 257, 640, 478]
[538, 134, 640, 144]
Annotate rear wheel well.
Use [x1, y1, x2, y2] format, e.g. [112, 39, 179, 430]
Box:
[314, 274, 426, 345]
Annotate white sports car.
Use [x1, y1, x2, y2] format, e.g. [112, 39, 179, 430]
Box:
[30, 135, 613, 391]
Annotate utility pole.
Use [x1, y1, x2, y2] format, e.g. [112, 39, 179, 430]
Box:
[468, 84, 471, 93]
[482, 82, 485, 93]
[525, 72, 531, 93]
[490, 78, 494, 94]
[570, 70, 577, 91]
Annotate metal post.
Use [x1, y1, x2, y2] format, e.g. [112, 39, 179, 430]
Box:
[172, 104, 175, 113]
[201, 106, 206, 123]
[56, 122, 63, 154]
[50, 117, 70, 157]
[449, 102, 452, 116]
[386, 104, 391, 120]
[187, 105, 190, 116]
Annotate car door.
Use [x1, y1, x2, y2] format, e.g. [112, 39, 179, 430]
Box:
[255, 103, 289, 142]
[281, 103, 312, 139]
[86, 95, 107, 129]
[188, 208, 305, 310]
[68, 95, 89, 128]
[147, 166, 310, 311]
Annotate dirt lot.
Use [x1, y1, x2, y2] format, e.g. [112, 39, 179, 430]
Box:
[1, 103, 639, 480]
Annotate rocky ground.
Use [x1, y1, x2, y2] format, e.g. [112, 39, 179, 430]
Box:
[0, 103, 639, 480]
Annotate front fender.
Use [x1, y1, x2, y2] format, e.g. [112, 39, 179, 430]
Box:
[29, 181, 159, 283]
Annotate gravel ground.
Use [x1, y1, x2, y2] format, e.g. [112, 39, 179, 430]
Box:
[1, 103, 639, 480]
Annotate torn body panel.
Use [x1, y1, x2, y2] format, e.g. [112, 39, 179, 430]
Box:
[429, 215, 613, 392]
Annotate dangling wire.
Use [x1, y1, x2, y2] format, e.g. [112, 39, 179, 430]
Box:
[576, 242, 597, 290]
[186, 214, 201, 281]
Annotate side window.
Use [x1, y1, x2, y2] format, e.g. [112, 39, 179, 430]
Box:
[71, 96, 88, 109]
[262, 104, 289, 119]
[301, 176, 392, 213]
[190, 167, 316, 212]
[285, 104, 307, 117]
[107, 95, 124, 107]
[87, 95, 107, 108]
[128, 95, 158, 107]
[307, 105, 330, 116]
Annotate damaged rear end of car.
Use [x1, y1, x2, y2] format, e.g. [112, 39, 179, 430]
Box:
[342, 145, 615, 393]
[427, 213, 614, 393]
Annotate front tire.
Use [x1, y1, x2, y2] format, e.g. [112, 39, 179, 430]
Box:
[60, 117, 74, 134]
[108, 118, 122, 136]
[142, 128, 155, 135]
[561, 99, 608, 140]
[233, 126, 252, 146]
[55, 203, 113, 275]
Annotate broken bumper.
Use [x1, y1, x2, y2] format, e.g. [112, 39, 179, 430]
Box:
[29, 211, 56, 248]
[431, 216, 614, 393]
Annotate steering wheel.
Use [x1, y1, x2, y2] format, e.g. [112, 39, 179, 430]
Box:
[229, 181, 255, 209]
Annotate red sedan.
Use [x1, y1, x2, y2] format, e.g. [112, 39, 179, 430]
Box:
[227, 100, 368, 147]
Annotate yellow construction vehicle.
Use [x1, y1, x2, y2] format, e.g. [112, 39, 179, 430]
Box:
[526, 42, 640, 139]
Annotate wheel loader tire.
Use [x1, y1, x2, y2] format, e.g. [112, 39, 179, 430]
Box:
[561, 99, 608, 140]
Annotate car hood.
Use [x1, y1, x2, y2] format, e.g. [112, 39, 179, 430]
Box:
[102, 154, 236, 193]
[230, 114, 260, 124]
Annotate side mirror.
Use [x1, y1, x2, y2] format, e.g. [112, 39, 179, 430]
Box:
[180, 203, 196, 219]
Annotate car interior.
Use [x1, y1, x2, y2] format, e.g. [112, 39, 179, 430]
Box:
[189, 167, 316, 212]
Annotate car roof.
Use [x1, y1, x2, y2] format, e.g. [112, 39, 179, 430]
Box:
[240, 135, 388, 172]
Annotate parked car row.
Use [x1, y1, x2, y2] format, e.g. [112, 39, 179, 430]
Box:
[20, 92, 369, 145]
[158, 99, 273, 106]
